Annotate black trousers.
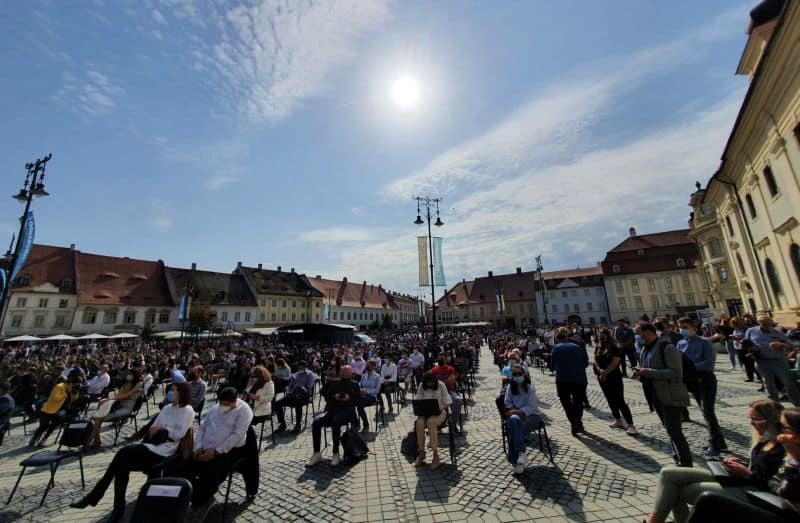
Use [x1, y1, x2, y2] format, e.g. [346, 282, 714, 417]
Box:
[690, 491, 786, 522]
[618, 346, 637, 374]
[356, 396, 377, 427]
[379, 383, 397, 411]
[31, 412, 60, 443]
[86, 443, 163, 513]
[696, 371, 726, 449]
[312, 410, 354, 453]
[738, 352, 761, 381]
[599, 375, 633, 425]
[653, 402, 692, 467]
[556, 381, 586, 429]
[274, 396, 303, 426]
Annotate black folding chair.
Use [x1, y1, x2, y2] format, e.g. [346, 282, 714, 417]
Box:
[435, 414, 458, 466]
[222, 427, 258, 521]
[6, 420, 93, 506]
[110, 395, 145, 445]
[130, 477, 193, 523]
[253, 412, 275, 451]
[500, 414, 553, 463]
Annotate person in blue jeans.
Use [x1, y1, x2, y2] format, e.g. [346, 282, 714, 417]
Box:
[503, 365, 541, 474]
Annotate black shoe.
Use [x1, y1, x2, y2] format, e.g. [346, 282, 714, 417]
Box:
[745, 379, 754, 382]
[291, 425, 301, 434]
[757, 385, 765, 392]
[70, 494, 100, 509]
[245, 493, 256, 503]
[106, 507, 124, 523]
[275, 423, 287, 433]
[704, 446, 721, 457]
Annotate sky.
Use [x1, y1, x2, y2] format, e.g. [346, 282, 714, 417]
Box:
[0, 0, 755, 295]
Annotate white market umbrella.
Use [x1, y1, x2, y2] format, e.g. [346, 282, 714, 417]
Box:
[45, 334, 77, 341]
[4, 335, 42, 342]
[109, 333, 139, 339]
[78, 333, 109, 339]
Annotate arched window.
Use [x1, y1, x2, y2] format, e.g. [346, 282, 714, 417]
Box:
[765, 258, 783, 300]
[709, 238, 723, 257]
[791, 243, 800, 285]
[745, 193, 757, 219]
[763, 166, 779, 197]
[725, 216, 734, 236]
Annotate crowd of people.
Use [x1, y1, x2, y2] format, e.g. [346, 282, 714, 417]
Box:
[0, 313, 798, 521]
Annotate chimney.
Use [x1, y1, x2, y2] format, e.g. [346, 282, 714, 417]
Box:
[342, 277, 348, 284]
[257, 263, 262, 270]
[516, 267, 522, 274]
[462, 278, 466, 283]
[191, 263, 196, 271]
[277, 266, 281, 272]
[237, 261, 242, 268]
[70, 243, 75, 250]
[290, 267, 295, 273]
[488, 271, 493, 277]
[629, 227, 637, 237]
[315, 275, 321, 279]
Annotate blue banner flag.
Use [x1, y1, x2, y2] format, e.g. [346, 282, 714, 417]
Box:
[431, 237, 446, 287]
[323, 303, 330, 321]
[177, 294, 188, 321]
[10, 212, 34, 284]
[417, 236, 446, 287]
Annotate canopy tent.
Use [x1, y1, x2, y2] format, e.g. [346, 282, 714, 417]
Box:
[109, 332, 139, 339]
[447, 321, 492, 328]
[3, 335, 42, 342]
[78, 333, 109, 339]
[244, 327, 278, 336]
[45, 334, 77, 341]
[152, 331, 181, 338]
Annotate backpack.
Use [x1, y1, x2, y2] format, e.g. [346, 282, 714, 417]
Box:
[400, 430, 419, 460]
[658, 342, 700, 387]
[340, 428, 369, 465]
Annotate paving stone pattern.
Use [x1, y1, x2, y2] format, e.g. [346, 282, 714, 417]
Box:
[0, 345, 768, 522]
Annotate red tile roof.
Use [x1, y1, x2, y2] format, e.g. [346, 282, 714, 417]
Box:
[436, 280, 474, 308]
[12, 244, 76, 294]
[307, 277, 394, 309]
[607, 229, 693, 253]
[75, 252, 173, 306]
[602, 229, 699, 276]
[469, 271, 537, 303]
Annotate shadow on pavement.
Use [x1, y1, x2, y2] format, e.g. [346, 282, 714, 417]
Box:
[514, 464, 586, 523]
[580, 431, 661, 472]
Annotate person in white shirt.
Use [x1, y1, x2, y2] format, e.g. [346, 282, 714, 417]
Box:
[70, 381, 195, 523]
[84, 365, 111, 396]
[414, 372, 452, 471]
[187, 387, 254, 516]
[246, 366, 275, 423]
[409, 349, 425, 386]
[379, 355, 398, 414]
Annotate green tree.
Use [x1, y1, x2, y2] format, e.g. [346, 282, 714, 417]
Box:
[188, 303, 216, 333]
[139, 321, 154, 339]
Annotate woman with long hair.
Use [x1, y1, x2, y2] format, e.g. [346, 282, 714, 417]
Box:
[646, 398, 786, 523]
[246, 365, 275, 425]
[86, 368, 143, 450]
[502, 365, 541, 474]
[594, 327, 638, 435]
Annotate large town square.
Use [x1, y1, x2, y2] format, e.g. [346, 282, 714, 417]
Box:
[1, 1, 800, 522]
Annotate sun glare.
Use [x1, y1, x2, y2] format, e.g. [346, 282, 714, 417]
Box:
[389, 76, 420, 109]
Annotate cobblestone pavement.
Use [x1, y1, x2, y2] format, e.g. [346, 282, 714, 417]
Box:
[0, 346, 768, 522]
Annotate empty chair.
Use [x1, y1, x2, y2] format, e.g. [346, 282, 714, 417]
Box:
[130, 477, 193, 523]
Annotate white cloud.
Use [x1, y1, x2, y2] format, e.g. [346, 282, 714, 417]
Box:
[174, 0, 391, 123]
[53, 69, 125, 116]
[150, 136, 249, 192]
[152, 9, 167, 25]
[299, 227, 374, 244]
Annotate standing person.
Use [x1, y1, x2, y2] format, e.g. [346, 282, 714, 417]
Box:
[632, 323, 692, 467]
[614, 319, 636, 377]
[746, 315, 800, 406]
[594, 327, 638, 435]
[732, 318, 762, 385]
[550, 327, 589, 436]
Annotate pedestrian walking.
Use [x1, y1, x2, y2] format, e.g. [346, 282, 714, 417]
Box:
[550, 327, 589, 436]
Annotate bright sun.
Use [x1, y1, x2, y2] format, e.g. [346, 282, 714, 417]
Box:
[389, 76, 420, 108]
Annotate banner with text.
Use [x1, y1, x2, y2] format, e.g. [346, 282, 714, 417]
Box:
[417, 236, 446, 287]
[10, 212, 34, 284]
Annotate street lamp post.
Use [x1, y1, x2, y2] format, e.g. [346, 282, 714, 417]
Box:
[414, 196, 443, 348]
[0, 155, 52, 333]
[536, 254, 549, 326]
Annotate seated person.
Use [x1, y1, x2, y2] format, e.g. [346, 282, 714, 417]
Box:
[86, 369, 143, 450]
[413, 372, 452, 471]
[184, 387, 254, 521]
[29, 375, 82, 447]
[274, 360, 316, 434]
[188, 367, 208, 413]
[245, 366, 275, 425]
[379, 355, 398, 414]
[357, 361, 381, 432]
[84, 364, 111, 397]
[647, 399, 786, 523]
[351, 354, 367, 378]
[431, 355, 462, 426]
[502, 365, 541, 474]
[71, 382, 195, 523]
[308, 365, 359, 467]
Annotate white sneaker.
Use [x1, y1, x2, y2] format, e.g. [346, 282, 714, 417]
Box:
[330, 453, 341, 466]
[516, 453, 528, 467]
[626, 425, 639, 436]
[512, 463, 524, 474]
[307, 452, 323, 466]
[608, 419, 626, 429]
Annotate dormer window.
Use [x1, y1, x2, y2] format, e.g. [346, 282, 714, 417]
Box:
[20, 274, 31, 286]
[61, 278, 73, 289]
[102, 271, 120, 278]
[676, 258, 686, 268]
[612, 265, 621, 273]
[637, 249, 644, 256]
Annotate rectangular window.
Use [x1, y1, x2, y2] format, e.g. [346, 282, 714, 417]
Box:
[663, 277, 673, 289]
[59, 299, 68, 309]
[551, 304, 557, 313]
[260, 299, 266, 307]
[630, 279, 640, 293]
[300, 312, 305, 321]
[158, 312, 169, 324]
[84, 310, 97, 324]
[54, 315, 65, 328]
[563, 304, 569, 312]
[282, 300, 287, 307]
[347, 312, 352, 320]
[634, 296, 643, 309]
[573, 303, 579, 312]
[145, 311, 156, 324]
[684, 293, 694, 306]
[221, 311, 228, 321]
[281, 313, 286, 321]
[518, 303, 524, 313]
[650, 295, 660, 309]
[272, 299, 277, 307]
[15, 297, 27, 308]
[11, 315, 22, 328]
[103, 310, 117, 324]
[38, 298, 48, 308]
[561, 290, 567, 297]
[586, 302, 593, 311]
[479, 307, 484, 318]
[292, 300, 297, 308]
[234, 311, 241, 322]
[615, 281, 624, 294]
[245, 312, 251, 322]
[718, 265, 729, 283]
[647, 278, 656, 292]
[34, 315, 44, 328]
[333, 311, 338, 320]
[682, 275, 691, 288]
[617, 297, 626, 310]
[584, 289, 590, 296]
[291, 313, 296, 321]
[763, 166, 779, 197]
[529, 303, 536, 314]
[271, 313, 276, 322]
[571, 290, 577, 297]
[549, 291, 555, 298]
[259, 312, 265, 322]
[124, 311, 137, 324]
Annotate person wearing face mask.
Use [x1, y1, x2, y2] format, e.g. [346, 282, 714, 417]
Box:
[85, 368, 143, 450]
[594, 327, 638, 435]
[432, 353, 462, 428]
[646, 399, 785, 523]
[414, 371, 452, 470]
[675, 317, 727, 456]
[632, 322, 692, 467]
[409, 348, 425, 388]
[351, 353, 367, 377]
[356, 361, 382, 432]
[614, 319, 637, 377]
[186, 386, 254, 519]
[746, 316, 800, 406]
[503, 365, 541, 474]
